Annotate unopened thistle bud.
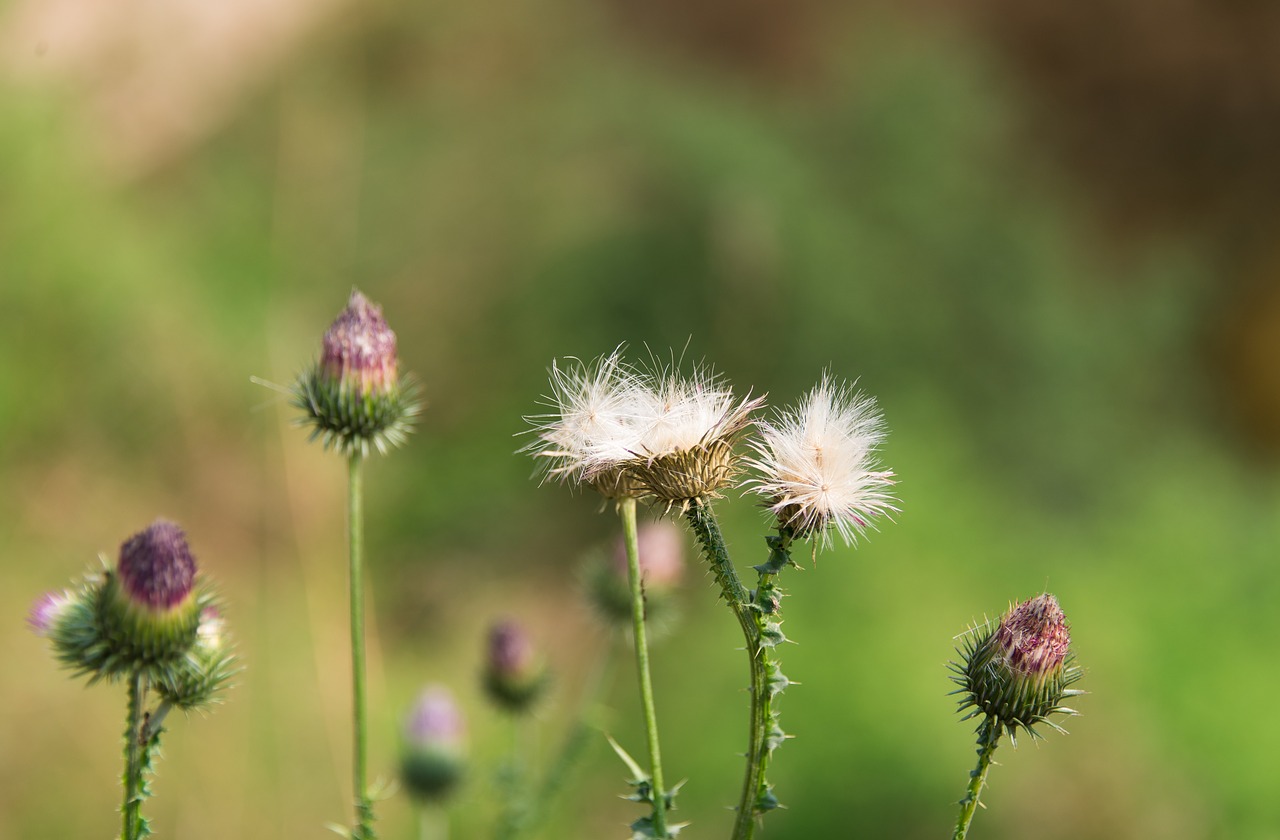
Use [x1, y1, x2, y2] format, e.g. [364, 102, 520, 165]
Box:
[950, 593, 1083, 742]
[156, 607, 238, 710]
[587, 522, 686, 625]
[293, 289, 419, 457]
[400, 686, 467, 802]
[27, 591, 74, 637]
[482, 620, 548, 713]
[98, 520, 202, 675]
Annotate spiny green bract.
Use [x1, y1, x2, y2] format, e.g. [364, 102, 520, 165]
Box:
[949, 618, 1084, 743]
[292, 367, 419, 457]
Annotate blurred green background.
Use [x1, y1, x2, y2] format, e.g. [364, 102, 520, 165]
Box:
[4, 0, 1279, 837]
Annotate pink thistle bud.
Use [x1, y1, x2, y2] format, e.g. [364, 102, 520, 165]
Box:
[401, 685, 466, 802]
[995, 593, 1071, 680]
[612, 521, 686, 593]
[321, 289, 399, 396]
[483, 620, 548, 713]
[950, 593, 1083, 743]
[27, 591, 73, 637]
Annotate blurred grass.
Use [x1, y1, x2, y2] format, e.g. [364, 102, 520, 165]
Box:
[3, 5, 1277, 839]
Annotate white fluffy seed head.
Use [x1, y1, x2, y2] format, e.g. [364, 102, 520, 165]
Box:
[745, 374, 897, 547]
[523, 349, 644, 488]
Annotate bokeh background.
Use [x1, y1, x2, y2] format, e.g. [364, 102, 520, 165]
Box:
[3, 0, 1279, 837]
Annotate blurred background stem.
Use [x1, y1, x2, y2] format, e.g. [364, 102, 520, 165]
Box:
[348, 451, 375, 838]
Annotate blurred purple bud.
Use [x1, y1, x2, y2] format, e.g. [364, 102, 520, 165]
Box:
[27, 591, 72, 637]
[612, 521, 686, 592]
[117, 519, 197, 612]
[483, 620, 547, 712]
[321, 289, 399, 395]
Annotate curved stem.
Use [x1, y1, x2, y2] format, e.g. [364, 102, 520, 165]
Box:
[121, 671, 146, 840]
[682, 500, 763, 840]
[348, 451, 375, 838]
[953, 717, 1002, 840]
[620, 497, 669, 838]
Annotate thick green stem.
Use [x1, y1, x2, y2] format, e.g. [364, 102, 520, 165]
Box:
[121, 671, 146, 840]
[682, 500, 765, 840]
[620, 497, 669, 838]
[348, 452, 375, 838]
[953, 717, 1002, 840]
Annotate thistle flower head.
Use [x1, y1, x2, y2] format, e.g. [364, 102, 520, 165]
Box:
[27, 591, 74, 637]
[117, 519, 197, 611]
[607, 360, 763, 512]
[321, 289, 399, 395]
[400, 685, 467, 802]
[745, 375, 897, 547]
[482, 619, 548, 713]
[950, 593, 1084, 743]
[524, 349, 644, 498]
[98, 520, 203, 675]
[292, 288, 420, 457]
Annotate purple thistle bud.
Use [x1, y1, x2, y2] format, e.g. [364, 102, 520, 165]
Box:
[405, 686, 466, 751]
[27, 591, 73, 636]
[400, 685, 466, 802]
[996, 593, 1071, 679]
[612, 521, 686, 593]
[483, 620, 548, 713]
[117, 519, 197, 612]
[321, 289, 399, 396]
[950, 592, 1083, 743]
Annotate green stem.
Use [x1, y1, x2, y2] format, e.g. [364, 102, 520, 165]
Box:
[682, 500, 765, 840]
[953, 717, 1002, 840]
[419, 804, 447, 840]
[348, 451, 375, 838]
[121, 671, 146, 840]
[620, 497, 669, 838]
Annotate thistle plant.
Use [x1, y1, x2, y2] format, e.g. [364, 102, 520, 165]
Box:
[483, 620, 550, 840]
[948, 593, 1084, 839]
[291, 288, 420, 839]
[31, 519, 236, 840]
[524, 349, 681, 839]
[527, 353, 899, 839]
[400, 685, 467, 840]
[734, 375, 897, 836]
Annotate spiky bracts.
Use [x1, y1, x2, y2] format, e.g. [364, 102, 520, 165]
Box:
[948, 594, 1084, 840]
[292, 289, 420, 457]
[949, 593, 1083, 743]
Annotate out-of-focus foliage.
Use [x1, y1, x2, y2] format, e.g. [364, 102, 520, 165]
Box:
[3, 2, 1277, 838]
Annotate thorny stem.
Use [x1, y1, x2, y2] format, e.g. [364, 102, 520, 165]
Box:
[620, 496, 670, 838]
[682, 499, 767, 840]
[953, 717, 1002, 840]
[348, 451, 376, 838]
[122, 671, 146, 840]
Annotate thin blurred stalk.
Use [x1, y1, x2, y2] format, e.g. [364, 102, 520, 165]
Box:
[348, 451, 375, 838]
[620, 496, 669, 838]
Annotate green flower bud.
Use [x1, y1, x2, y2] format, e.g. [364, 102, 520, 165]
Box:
[292, 289, 419, 457]
[97, 520, 201, 677]
[155, 607, 238, 710]
[950, 593, 1083, 742]
[482, 620, 548, 714]
[400, 686, 467, 802]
